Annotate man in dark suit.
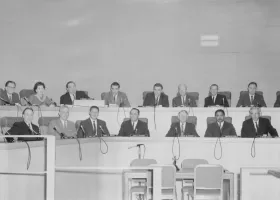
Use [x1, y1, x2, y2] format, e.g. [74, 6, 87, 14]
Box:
[273, 94, 280, 107]
[172, 84, 197, 107]
[236, 82, 266, 107]
[166, 110, 199, 137]
[60, 81, 91, 105]
[0, 81, 20, 106]
[205, 109, 236, 137]
[241, 107, 278, 138]
[118, 108, 150, 137]
[77, 106, 110, 138]
[204, 84, 229, 107]
[6, 107, 42, 142]
[143, 83, 169, 107]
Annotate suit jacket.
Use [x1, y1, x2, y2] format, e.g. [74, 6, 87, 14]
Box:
[241, 118, 278, 138]
[166, 122, 199, 137]
[118, 120, 150, 137]
[103, 91, 131, 107]
[204, 94, 229, 107]
[236, 93, 266, 107]
[143, 92, 169, 107]
[48, 119, 77, 139]
[77, 118, 110, 138]
[172, 95, 197, 107]
[60, 91, 90, 105]
[274, 95, 280, 107]
[6, 121, 41, 142]
[204, 121, 236, 137]
[0, 90, 20, 105]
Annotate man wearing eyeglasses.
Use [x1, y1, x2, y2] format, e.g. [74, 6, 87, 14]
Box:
[0, 81, 20, 106]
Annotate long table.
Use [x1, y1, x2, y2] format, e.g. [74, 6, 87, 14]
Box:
[1, 106, 280, 138]
[1, 137, 280, 200]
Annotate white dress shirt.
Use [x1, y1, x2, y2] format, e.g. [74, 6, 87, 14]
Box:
[132, 120, 138, 130]
[90, 118, 98, 135]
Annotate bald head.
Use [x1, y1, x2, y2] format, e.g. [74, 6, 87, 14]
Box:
[178, 84, 188, 97]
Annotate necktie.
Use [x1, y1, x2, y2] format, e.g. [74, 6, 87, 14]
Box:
[181, 123, 184, 136]
[93, 121, 96, 135]
[182, 96, 185, 106]
[250, 95, 254, 104]
[156, 97, 159, 106]
[255, 122, 259, 133]
[113, 95, 116, 103]
[9, 95, 12, 103]
[212, 96, 215, 103]
[132, 122, 135, 130]
[29, 124, 33, 134]
[64, 121, 67, 129]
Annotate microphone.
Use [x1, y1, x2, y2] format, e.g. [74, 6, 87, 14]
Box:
[0, 97, 15, 106]
[99, 125, 107, 136]
[53, 126, 67, 139]
[222, 97, 225, 106]
[128, 144, 144, 149]
[80, 125, 86, 138]
[23, 97, 32, 106]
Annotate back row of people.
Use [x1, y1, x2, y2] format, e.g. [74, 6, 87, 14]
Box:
[0, 80, 279, 107]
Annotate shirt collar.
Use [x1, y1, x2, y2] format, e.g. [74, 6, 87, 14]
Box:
[132, 120, 138, 124]
[217, 121, 224, 126]
[90, 118, 97, 123]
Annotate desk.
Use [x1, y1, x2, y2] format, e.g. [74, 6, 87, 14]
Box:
[1, 106, 280, 137]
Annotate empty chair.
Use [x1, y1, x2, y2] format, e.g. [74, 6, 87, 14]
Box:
[38, 117, 59, 135]
[129, 159, 157, 200]
[19, 89, 35, 105]
[273, 91, 280, 107]
[171, 116, 197, 127]
[207, 117, 232, 125]
[182, 164, 223, 200]
[129, 164, 176, 200]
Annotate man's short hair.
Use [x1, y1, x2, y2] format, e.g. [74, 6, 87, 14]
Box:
[178, 84, 187, 90]
[248, 82, 258, 88]
[178, 110, 188, 115]
[59, 105, 69, 112]
[154, 83, 163, 90]
[66, 81, 76, 89]
[33, 82, 45, 92]
[215, 109, 225, 116]
[249, 106, 261, 114]
[130, 108, 140, 115]
[22, 107, 34, 115]
[210, 84, 219, 90]
[5, 81, 16, 87]
[111, 82, 120, 88]
[89, 106, 99, 112]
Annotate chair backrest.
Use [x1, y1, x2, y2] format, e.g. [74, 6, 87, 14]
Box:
[161, 165, 176, 189]
[207, 117, 232, 125]
[0, 117, 23, 127]
[38, 117, 59, 135]
[130, 159, 157, 167]
[101, 92, 106, 100]
[195, 164, 223, 191]
[81, 91, 88, 96]
[240, 91, 263, 97]
[171, 116, 197, 127]
[19, 89, 35, 99]
[276, 91, 280, 97]
[123, 118, 148, 124]
[75, 120, 83, 130]
[143, 91, 151, 100]
[181, 159, 208, 169]
[245, 115, 271, 121]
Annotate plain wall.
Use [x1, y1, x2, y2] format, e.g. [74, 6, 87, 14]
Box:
[0, 0, 280, 107]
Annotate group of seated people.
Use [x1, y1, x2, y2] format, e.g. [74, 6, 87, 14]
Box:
[5, 105, 278, 142]
[1, 80, 280, 107]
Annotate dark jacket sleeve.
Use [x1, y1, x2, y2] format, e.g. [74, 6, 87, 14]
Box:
[143, 94, 149, 107]
[172, 98, 177, 107]
[274, 96, 280, 107]
[166, 124, 176, 137]
[204, 125, 212, 137]
[118, 122, 125, 136]
[121, 93, 131, 107]
[60, 95, 64, 105]
[236, 95, 243, 107]
[204, 97, 208, 107]
[229, 124, 237, 136]
[162, 95, 169, 107]
[189, 124, 199, 137]
[267, 120, 278, 137]
[144, 123, 150, 137]
[241, 121, 248, 138]
[223, 96, 229, 107]
[100, 121, 110, 136]
[260, 96, 267, 107]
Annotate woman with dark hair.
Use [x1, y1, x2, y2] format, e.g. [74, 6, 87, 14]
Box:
[27, 81, 56, 107]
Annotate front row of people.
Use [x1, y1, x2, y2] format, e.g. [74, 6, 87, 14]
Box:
[4, 106, 279, 142]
